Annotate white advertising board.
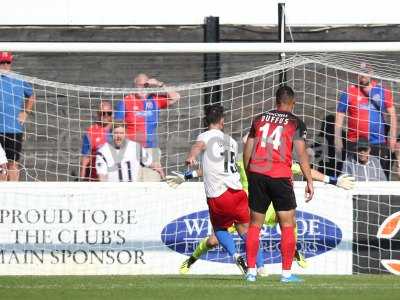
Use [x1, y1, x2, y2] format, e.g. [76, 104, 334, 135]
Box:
[0, 181, 361, 275]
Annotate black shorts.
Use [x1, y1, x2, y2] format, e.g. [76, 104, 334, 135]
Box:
[0, 133, 23, 162]
[248, 172, 297, 213]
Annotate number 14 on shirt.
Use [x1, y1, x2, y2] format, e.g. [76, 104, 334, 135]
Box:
[259, 124, 283, 150]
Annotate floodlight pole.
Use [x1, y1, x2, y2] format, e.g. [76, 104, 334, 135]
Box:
[203, 16, 221, 105]
[278, 2, 287, 86]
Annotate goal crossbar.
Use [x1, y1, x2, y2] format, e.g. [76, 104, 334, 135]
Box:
[1, 42, 400, 53]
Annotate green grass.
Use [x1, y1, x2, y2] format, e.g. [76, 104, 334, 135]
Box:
[0, 275, 399, 300]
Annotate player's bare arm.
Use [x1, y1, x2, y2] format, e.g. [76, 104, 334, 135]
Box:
[294, 139, 314, 202]
[186, 141, 206, 167]
[243, 136, 255, 172]
[310, 168, 355, 190]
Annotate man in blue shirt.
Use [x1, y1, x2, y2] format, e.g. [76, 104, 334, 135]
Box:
[0, 52, 36, 181]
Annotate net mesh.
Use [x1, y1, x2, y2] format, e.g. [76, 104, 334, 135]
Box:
[2, 53, 398, 181]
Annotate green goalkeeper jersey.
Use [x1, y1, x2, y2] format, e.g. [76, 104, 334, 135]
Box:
[237, 159, 301, 227]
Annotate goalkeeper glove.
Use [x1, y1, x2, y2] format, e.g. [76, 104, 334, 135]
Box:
[323, 174, 355, 190]
[165, 170, 198, 189]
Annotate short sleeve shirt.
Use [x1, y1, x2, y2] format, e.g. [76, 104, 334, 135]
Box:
[0, 74, 33, 133]
[248, 110, 307, 178]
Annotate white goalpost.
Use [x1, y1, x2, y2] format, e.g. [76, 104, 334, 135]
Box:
[0, 42, 399, 276]
[1, 42, 400, 53]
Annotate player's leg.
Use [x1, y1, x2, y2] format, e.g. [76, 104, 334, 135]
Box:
[179, 234, 218, 274]
[272, 178, 302, 283]
[235, 222, 267, 277]
[246, 172, 271, 282]
[293, 216, 308, 269]
[233, 189, 267, 276]
[276, 209, 299, 282]
[264, 202, 278, 227]
[267, 205, 308, 268]
[208, 189, 247, 274]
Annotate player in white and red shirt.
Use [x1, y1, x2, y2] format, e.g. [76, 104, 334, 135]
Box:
[244, 86, 314, 283]
[96, 123, 164, 182]
[185, 104, 249, 274]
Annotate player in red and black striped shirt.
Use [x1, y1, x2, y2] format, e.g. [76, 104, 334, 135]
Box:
[243, 85, 314, 283]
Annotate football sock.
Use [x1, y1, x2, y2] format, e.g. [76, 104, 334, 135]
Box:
[192, 237, 211, 259]
[238, 232, 264, 268]
[215, 229, 236, 257]
[246, 224, 261, 268]
[281, 226, 296, 272]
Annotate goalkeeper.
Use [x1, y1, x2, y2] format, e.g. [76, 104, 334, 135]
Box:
[166, 136, 355, 275]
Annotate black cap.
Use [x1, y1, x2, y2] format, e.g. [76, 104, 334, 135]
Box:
[357, 138, 370, 151]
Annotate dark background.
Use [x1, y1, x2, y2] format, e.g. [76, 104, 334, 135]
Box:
[353, 194, 400, 274]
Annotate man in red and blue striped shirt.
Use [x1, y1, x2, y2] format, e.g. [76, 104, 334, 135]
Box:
[115, 74, 180, 181]
[335, 65, 397, 179]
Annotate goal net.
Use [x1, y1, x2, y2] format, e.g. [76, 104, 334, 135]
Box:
[0, 53, 399, 275]
[3, 53, 399, 182]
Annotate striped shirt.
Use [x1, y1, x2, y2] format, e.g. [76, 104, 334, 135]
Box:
[342, 156, 386, 181]
[96, 139, 152, 182]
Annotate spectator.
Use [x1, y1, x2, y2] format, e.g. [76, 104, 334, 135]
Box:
[342, 138, 386, 181]
[335, 63, 397, 180]
[115, 73, 180, 181]
[80, 100, 113, 181]
[394, 137, 400, 180]
[0, 52, 36, 181]
[0, 143, 7, 181]
[95, 122, 164, 182]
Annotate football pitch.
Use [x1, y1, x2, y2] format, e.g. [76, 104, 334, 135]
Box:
[0, 275, 399, 300]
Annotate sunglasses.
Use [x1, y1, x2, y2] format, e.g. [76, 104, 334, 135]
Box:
[100, 111, 112, 116]
[0, 61, 11, 65]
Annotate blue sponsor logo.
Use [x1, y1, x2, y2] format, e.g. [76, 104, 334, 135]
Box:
[161, 210, 342, 264]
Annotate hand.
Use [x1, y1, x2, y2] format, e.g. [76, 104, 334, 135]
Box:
[146, 78, 164, 87]
[185, 156, 198, 167]
[165, 171, 186, 189]
[305, 181, 314, 202]
[336, 174, 355, 190]
[151, 163, 165, 179]
[18, 111, 28, 125]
